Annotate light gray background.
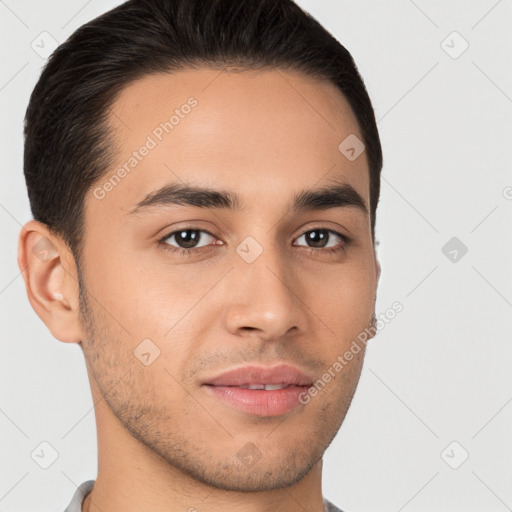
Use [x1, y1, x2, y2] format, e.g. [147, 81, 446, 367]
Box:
[1, 1, 511, 511]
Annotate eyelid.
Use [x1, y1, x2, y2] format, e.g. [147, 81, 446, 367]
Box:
[296, 222, 350, 238]
[293, 227, 349, 244]
[158, 227, 219, 247]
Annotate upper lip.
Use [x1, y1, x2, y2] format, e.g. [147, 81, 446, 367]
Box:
[202, 364, 315, 387]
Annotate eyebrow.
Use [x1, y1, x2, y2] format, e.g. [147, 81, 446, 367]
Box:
[127, 181, 368, 216]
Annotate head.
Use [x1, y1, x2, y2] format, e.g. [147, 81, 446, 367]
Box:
[19, 0, 382, 493]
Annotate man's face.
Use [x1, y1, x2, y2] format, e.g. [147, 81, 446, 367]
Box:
[78, 68, 379, 491]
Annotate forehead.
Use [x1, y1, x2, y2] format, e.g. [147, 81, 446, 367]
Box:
[86, 67, 369, 219]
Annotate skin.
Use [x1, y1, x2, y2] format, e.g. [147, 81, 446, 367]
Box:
[18, 68, 380, 512]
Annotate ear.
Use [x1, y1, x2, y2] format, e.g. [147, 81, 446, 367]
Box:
[369, 244, 381, 340]
[375, 256, 381, 284]
[373, 237, 381, 285]
[17, 220, 85, 344]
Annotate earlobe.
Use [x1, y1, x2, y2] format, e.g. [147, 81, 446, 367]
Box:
[17, 220, 84, 344]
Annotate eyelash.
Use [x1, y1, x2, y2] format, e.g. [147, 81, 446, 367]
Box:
[157, 226, 351, 257]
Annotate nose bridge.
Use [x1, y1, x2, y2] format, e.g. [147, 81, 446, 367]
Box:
[225, 232, 303, 339]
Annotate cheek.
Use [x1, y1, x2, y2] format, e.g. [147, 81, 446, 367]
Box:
[314, 258, 377, 308]
[87, 257, 220, 359]
[311, 263, 376, 337]
[83, 241, 180, 316]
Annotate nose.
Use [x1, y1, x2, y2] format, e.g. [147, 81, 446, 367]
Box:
[224, 241, 306, 342]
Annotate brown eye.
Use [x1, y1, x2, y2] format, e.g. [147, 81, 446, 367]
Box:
[294, 229, 348, 251]
[160, 228, 217, 252]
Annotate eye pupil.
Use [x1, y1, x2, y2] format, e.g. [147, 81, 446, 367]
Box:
[307, 229, 328, 248]
[176, 229, 200, 248]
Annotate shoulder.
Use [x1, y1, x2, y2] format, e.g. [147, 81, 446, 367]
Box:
[323, 497, 347, 512]
[63, 480, 95, 512]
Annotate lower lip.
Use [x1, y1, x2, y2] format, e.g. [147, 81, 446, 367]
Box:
[203, 385, 311, 416]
